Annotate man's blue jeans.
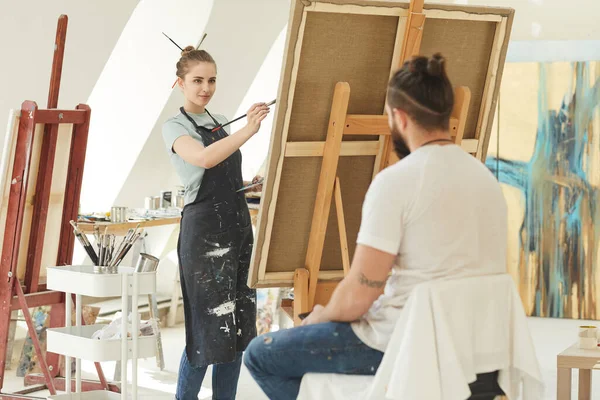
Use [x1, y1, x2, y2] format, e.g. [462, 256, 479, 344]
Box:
[243, 322, 384, 400]
[176, 348, 243, 400]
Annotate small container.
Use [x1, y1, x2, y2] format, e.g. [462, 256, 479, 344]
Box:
[144, 197, 153, 210]
[174, 194, 184, 209]
[175, 188, 185, 208]
[159, 190, 172, 209]
[94, 265, 117, 274]
[134, 253, 160, 273]
[578, 325, 598, 349]
[111, 206, 127, 223]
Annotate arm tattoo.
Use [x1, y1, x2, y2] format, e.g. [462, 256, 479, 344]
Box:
[358, 273, 386, 288]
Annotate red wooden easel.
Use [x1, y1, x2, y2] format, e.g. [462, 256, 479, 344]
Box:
[0, 15, 116, 399]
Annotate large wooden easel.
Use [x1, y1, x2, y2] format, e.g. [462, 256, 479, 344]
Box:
[0, 16, 116, 399]
[288, 0, 474, 325]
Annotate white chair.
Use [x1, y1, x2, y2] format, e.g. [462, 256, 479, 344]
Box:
[297, 274, 544, 400]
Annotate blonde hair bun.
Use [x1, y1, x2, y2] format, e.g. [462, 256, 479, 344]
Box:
[181, 45, 195, 56]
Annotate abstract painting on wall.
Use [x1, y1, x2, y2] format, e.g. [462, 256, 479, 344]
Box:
[486, 61, 600, 319]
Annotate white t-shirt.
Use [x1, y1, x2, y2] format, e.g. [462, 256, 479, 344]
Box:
[350, 144, 507, 352]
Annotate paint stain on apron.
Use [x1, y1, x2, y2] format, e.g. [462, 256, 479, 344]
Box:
[177, 107, 256, 367]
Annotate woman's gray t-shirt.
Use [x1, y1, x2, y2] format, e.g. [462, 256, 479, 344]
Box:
[162, 110, 230, 205]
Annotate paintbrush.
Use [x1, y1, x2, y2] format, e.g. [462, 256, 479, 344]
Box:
[131, 223, 141, 242]
[108, 235, 116, 265]
[111, 226, 137, 263]
[211, 99, 276, 132]
[102, 227, 110, 265]
[162, 32, 183, 51]
[96, 227, 108, 266]
[110, 238, 136, 267]
[112, 232, 131, 260]
[169, 33, 208, 88]
[70, 221, 91, 246]
[103, 234, 113, 266]
[100, 235, 107, 266]
[109, 229, 144, 267]
[70, 220, 99, 265]
[98, 237, 104, 266]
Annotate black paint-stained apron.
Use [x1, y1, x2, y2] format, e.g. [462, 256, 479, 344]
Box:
[177, 107, 257, 367]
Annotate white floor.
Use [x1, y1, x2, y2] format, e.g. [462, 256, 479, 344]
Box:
[3, 316, 599, 399]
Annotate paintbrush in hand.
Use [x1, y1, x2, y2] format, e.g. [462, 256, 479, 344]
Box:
[211, 99, 276, 132]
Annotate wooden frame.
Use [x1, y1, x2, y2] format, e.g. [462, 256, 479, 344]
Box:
[0, 16, 110, 400]
[289, 82, 471, 315]
[0, 104, 95, 400]
[249, 0, 514, 298]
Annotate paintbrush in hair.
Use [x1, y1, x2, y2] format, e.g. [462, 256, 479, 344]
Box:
[167, 33, 208, 88]
[162, 32, 183, 51]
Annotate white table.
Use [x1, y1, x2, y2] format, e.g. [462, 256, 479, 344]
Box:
[557, 343, 600, 400]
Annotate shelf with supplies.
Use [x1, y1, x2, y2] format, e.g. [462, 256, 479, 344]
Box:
[46, 265, 157, 400]
[76, 216, 181, 236]
[47, 324, 156, 363]
[47, 265, 156, 297]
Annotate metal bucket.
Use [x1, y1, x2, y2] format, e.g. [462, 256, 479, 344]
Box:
[134, 253, 160, 273]
[111, 206, 127, 223]
[159, 190, 172, 208]
[174, 194, 185, 209]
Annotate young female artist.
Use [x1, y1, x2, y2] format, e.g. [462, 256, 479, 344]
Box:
[162, 46, 269, 400]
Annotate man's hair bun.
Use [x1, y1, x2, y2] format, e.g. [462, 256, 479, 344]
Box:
[426, 53, 445, 77]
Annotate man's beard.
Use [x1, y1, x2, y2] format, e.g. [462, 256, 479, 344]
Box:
[391, 121, 410, 159]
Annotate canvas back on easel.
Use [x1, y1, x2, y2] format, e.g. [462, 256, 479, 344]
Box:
[249, 0, 514, 288]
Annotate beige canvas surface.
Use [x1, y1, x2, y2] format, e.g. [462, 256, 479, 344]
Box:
[0, 111, 73, 283]
[250, 0, 514, 288]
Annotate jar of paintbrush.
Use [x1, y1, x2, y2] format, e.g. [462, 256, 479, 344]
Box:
[70, 221, 145, 273]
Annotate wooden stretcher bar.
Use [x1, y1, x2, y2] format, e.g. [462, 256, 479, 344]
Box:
[298, 82, 471, 313]
[475, 17, 508, 159]
[304, 82, 350, 306]
[306, 1, 504, 22]
[379, 0, 425, 170]
[249, 0, 514, 296]
[10, 291, 64, 311]
[34, 110, 88, 125]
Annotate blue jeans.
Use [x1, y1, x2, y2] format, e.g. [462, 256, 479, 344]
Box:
[243, 322, 384, 400]
[176, 348, 243, 400]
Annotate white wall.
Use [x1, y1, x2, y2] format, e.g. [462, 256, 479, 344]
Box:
[114, 0, 291, 208]
[3, 0, 599, 212]
[79, 0, 216, 212]
[114, 0, 600, 209]
[231, 27, 288, 180]
[443, 0, 599, 41]
[0, 0, 139, 142]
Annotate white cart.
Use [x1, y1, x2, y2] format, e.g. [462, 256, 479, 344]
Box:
[45, 265, 157, 399]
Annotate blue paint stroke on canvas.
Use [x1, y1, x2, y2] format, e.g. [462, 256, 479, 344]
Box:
[486, 62, 600, 319]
